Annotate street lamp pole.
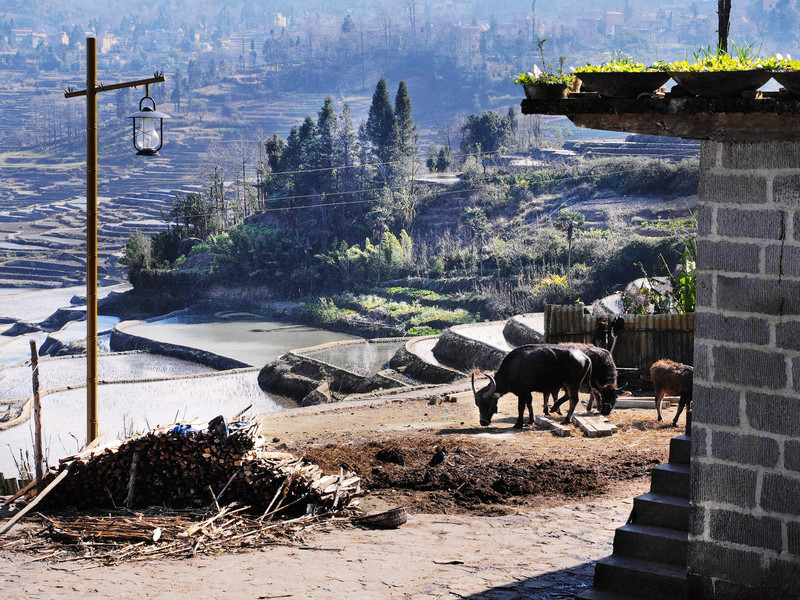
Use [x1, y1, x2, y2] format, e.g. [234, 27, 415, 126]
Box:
[65, 36, 166, 444]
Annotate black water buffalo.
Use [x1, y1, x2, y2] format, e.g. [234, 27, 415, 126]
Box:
[650, 358, 693, 426]
[472, 345, 592, 428]
[550, 343, 626, 416]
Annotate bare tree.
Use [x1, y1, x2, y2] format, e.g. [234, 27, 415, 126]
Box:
[405, 0, 417, 40]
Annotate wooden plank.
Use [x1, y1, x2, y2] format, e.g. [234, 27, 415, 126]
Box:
[571, 414, 599, 438]
[615, 398, 672, 409]
[534, 414, 571, 437]
[544, 304, 552, 342]
[584, 415, 617, 435]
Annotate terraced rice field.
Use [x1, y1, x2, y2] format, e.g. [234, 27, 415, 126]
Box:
[0, 77, 387, 289]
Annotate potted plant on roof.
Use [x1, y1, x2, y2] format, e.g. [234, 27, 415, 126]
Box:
[574, 52, 671, 98]
[669, 43, 772, 97]
[515, 38, 578, 100]
[767, 55, 800, 95]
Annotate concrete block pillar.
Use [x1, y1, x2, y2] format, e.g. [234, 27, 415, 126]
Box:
[689, 141, 800, 599]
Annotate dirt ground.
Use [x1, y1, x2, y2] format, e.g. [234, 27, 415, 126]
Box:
[0, 385, 684, 599]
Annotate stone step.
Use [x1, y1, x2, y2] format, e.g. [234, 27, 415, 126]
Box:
[577, 588, 648, 600]
[613, 523, 688, 566]
[650, 463, 690, 498]
[630, 492, 690, 531]
[669, 434, 691, 465]
[593, 555, 687, 599]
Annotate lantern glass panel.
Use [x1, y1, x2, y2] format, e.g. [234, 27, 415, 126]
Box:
[136, 117, 160, 151]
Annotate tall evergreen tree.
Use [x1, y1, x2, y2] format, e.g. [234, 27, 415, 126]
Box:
[394, 80, 418, 181]
[365, 78, 395, 183]
[506, 105, 518, 150]
[336, 103, 360, 193]
[296, 116, 317, 195]
[315, 96, 337, 195]
[282, 126, 302, 175]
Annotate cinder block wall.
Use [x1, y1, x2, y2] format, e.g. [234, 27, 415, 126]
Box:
[689, 141, 800, 599]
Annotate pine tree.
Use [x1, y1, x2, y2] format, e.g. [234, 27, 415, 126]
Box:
[394, 80, 418, 181]
[336, 103, 360, 193]
[365, 78, 395, 183]
[296, 116, 317, 195]
[506, 105, 518, 150]
[315, 96, 337, 195]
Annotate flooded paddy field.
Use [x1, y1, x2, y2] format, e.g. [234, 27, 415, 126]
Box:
[121, 312, 360, 367]
[0, 369, 276, 475]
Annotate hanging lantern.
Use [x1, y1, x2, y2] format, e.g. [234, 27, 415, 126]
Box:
[128, 90, 169, 155]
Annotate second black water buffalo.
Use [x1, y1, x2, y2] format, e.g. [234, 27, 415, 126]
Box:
[472, 345, 592, 428]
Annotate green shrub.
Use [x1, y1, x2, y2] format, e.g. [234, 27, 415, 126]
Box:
[406, 325, 440, 336]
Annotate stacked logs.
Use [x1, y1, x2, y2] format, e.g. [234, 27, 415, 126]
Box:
[38, 418, 362, 517]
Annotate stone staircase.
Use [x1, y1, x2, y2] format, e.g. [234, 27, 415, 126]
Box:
[578, 428, 690, 600]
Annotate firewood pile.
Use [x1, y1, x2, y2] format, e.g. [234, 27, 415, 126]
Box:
[37, 416, 362, 516]
[0, 506, 352, 563]
[0, 415, 366, 562]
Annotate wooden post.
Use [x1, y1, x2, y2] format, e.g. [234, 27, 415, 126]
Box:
[29, 340, 44, 493]
[718, 0, 731, 53]
[64, 44, 165, 446]
[86, 36, 99, 445]
[124, 451, 139, 509]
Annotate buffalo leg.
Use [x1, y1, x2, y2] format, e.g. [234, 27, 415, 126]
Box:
[527, 395, 535, 425]
[655, 389, 665, 422]
[515, 392, 531, 428]
[562, 384, 580, 425]
[585, 389, 601, 412]
[551, 391, 568, 415]
[672, 392, 692, 427]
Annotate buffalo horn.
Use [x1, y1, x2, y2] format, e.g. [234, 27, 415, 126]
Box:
[485, 373, 497, 396]
[471, 372, 477, 394]
[617, 381, 628, 392]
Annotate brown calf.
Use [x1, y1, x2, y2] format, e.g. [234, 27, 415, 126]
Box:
[650, 358, 693, 426]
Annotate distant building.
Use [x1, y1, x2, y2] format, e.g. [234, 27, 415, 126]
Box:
[577, 17, 602, 35]
[99, 34, 115, 54]
[11, 28, 32, 43]
[604, 11, 624, 35]
[763, 0, 778, 11]
[455, 24, 484, 54]
[274, 13, 287, 28]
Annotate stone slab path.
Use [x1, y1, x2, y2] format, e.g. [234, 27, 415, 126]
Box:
[0, 493, 635, 599]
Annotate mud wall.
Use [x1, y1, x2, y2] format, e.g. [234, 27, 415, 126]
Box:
[432, 326, 508, 372]
[502, 315, 544, 346]
[258, 339, 408, 403]
[390, 336, 464, 384]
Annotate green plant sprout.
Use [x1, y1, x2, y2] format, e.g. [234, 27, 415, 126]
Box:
[575, 50, 670, 73]
[515, 39, 576, 86]
[671, 42, 770, 71]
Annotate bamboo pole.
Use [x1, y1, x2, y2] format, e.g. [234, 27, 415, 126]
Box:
[29, 340, 43, 493]
[544, 304, 551, 342]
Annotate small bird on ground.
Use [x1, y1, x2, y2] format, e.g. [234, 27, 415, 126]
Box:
[428, 446, 447, 467]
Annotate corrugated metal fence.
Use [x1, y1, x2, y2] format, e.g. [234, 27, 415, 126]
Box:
[544, 304, 694, 370]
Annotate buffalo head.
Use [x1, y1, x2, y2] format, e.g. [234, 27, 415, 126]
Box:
[472, 371, 500, 426]
[594, 379, 627, 416]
